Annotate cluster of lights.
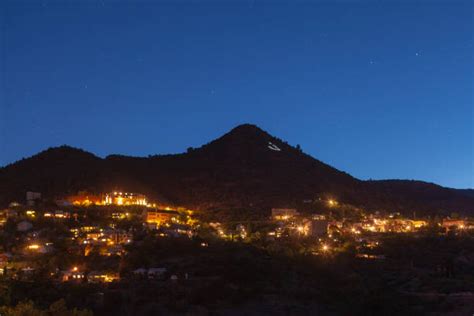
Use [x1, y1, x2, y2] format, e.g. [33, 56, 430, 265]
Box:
[296, 225, 309, 236]
[44, 212, 69, 219]
[104, 192, 147, 206]
[27, 244, 40, 250]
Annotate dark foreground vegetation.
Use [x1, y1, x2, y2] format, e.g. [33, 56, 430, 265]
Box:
[2, 232, 474, 315]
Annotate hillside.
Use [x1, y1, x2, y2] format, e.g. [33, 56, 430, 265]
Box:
[0, 124, 473, 215]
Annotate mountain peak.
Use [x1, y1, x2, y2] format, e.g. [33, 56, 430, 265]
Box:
[225, 123, 269, 139]
[229, 123, 262, 132]
[1, 125, 473, 214]
[197, 123, 278, 155]
[38, 145, 99, 160]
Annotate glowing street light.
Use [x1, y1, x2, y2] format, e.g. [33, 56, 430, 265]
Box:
[27, 244, 40, 250]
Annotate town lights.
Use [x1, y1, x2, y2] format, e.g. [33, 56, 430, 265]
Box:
[321, 244, 329, 252]
[27, 244, 40, 250]
[328, 199, 337, 207]
[72, 266, 78, 272]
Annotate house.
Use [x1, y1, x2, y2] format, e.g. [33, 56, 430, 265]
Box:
[133, 268, 147, 276]
[24, 242, 54, 254]
[442, 219, 466, 230]
[17, 221, 33, 232]
[87, 271, 119, 283]
[4, 209, 18, 218]
[103, 192, 147, 206]
[54, 210, 70, 219]
[271, 208, 299, 220]
[62, 269, 85, 282]
[411, 220, 428, 228]
[103, 228, 133, 244]
[26, 191, 42, 206]
[148, 268, 167, 279]
[100, 245, 124, 257]
[55, 199, 72, 207]
[145, 210, 179, 226]
[308, 220, 329, 237]
[0, 253, 12, 264]
[132, 267, 167, 279]
[67, 191, 102, 206]
[0, 212, 6, 226]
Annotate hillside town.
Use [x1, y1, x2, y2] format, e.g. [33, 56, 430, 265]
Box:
[1, 190, 472, 291]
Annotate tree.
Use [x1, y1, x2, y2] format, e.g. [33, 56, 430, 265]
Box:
[0, 299, 92, 316]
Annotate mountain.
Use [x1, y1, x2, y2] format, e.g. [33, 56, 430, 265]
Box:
[0, 124, 473, 216]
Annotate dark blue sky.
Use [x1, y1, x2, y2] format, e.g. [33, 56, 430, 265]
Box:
[1, 1, 473, 188]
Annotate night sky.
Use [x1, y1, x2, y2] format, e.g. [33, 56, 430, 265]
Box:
[1, 1, 473, 189]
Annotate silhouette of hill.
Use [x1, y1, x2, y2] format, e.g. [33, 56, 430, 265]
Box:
[1, 124, 472, 216]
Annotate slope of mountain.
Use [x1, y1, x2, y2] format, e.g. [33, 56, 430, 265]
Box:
[0, 146, 104, 203]
[0, 124, 473, 215]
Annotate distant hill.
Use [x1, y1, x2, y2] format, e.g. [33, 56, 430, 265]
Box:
[0, 124, 473, 216]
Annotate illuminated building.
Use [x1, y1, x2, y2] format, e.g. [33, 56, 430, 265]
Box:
[411, 220, 428, 228]
[86, 232, 102, 241]
[27, 244, 40, 250]
[271, 208, 299, 220]
[62, 269, 85, 282]
[112, 212, 128, 220]
[0, 212, 6, 226]
[87, 271, 119, 283]
[68, 192, 102, 206]
[67, 191, 149, 206]
[442, 219, 467, 230]
[103, 192, 147, 206]
[145, 209, 179, 226]
[356, 254, 386, 260]
[25, 242, 53, 254]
